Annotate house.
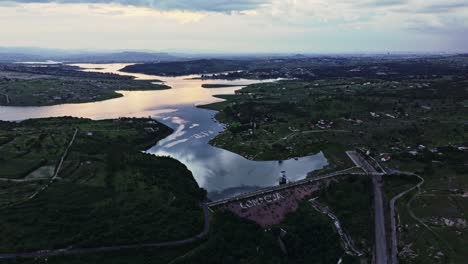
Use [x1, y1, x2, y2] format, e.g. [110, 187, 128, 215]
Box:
[235, 90, 248, 95]
[380, 153, 391, 162]
[421, 105, 432, 110]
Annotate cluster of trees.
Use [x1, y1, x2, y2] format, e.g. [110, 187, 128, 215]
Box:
[180, 206, 345, 264]
[319, 176, 373, 251]
[0, 117, 206, 253]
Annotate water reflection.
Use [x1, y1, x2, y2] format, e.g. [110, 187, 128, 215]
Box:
[0, 64, 328, 199]
[147, 106, 327, 196]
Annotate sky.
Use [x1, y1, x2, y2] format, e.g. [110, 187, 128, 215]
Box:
[0, 0, 467, 53]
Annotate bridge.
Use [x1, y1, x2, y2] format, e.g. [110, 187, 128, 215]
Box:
[207, 166, 362, 208]
[207, 165, 365, 227]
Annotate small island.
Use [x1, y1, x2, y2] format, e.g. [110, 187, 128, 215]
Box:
[201, 84, 243, 88]
[0, 63, 170, 106]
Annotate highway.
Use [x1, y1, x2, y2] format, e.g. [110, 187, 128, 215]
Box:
[372, 173, 389, 264]
[346, 151, 389, 264]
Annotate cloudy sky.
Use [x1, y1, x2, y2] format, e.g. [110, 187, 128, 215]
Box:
[0, 0, 467, 53]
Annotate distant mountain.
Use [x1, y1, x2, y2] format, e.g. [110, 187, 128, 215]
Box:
[62, 51, 181, 63]
[0, 48, 183, 63]
[0, 53, 45, 62]
[0, 47, 78, 57]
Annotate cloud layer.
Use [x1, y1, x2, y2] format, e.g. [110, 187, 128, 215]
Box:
[1, 0, 467, 52]
[5, 0, 268, 12]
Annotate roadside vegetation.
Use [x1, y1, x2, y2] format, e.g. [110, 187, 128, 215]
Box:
[181, 205, 343, 264]
[318, 175, 374, 254]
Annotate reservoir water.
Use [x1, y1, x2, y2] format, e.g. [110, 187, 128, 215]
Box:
[0, 63, 328, 199]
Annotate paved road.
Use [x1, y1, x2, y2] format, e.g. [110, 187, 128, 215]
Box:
[372, 173, 389, 264]
[0, 204, 211, 260]
[346, 151, 389, 264]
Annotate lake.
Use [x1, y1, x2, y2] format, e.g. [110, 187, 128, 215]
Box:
[0, 63, 328, 199]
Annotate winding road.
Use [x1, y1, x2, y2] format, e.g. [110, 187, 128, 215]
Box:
[388, 171, 424, 264]
[0, 204, 211, 260]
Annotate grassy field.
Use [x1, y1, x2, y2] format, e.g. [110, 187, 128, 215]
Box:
[0, 120, 70, 180]
[0, 117, 206, 254]
[0, 78, 169, 106]
[200, 77, 467, 164]
[385, 147, 468, 264]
